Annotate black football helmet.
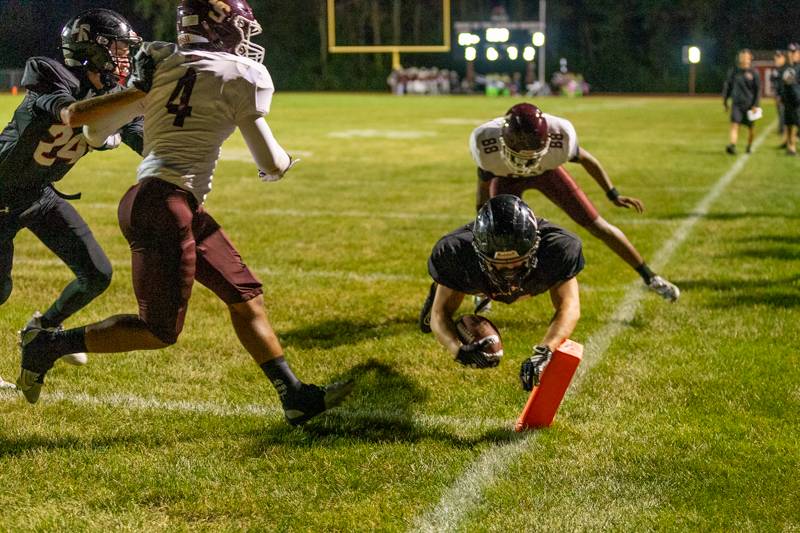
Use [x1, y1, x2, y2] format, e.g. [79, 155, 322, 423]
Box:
[61, 9, 141, 90]
[499, 103, 550, 176]
[177, 0, 265, 63]
[473, 195, 541, 293]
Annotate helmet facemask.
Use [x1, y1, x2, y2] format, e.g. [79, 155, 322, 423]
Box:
[475, 237, 541, 293]
[232, 15, 265, 63]
[499, 129, 550, 176]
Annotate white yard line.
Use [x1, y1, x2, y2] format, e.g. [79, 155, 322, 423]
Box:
[409, 122, 776, 533]
[0, 389, 511, 435]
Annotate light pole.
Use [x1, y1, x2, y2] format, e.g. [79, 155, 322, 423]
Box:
[683, 45, 701, 95]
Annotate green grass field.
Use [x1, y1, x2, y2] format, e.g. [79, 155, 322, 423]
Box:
[1, 93, 798, 531]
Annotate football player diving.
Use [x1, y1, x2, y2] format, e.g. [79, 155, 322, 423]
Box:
[420, 194, 583, 390]
[14, 0, 352, 426]
[464, 103, 679, 312]
[0, 9, 144, 366]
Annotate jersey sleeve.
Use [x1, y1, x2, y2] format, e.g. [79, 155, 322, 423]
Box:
[427, 226, 486, 295]
[563, 119, 580, 161]
[537, 225, 585, 285]
[231, 62, 275, 123]
[21, 57, 80, 122]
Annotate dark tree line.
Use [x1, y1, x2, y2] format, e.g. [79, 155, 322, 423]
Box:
[0, 0, 796, 93]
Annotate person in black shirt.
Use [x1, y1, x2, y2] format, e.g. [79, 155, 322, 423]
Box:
[0, 9, 143, 364]
[781, 43, 800, 156]
[723, 49, 760, 155]
[419, 195, 583, 390]
[771, 50, 787, 142]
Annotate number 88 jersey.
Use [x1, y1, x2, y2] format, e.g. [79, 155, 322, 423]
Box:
[136, 41, 274, 204]
[468, 113, 579, 178]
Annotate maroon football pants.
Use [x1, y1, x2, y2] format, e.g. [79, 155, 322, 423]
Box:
[117, 178, 262, 344]
[488, 166, 600, 227]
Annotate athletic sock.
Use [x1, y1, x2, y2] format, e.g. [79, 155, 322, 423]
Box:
[635, 264, 655, 285]
[260, 356, 302, 402]
[39, 313, 61, 330]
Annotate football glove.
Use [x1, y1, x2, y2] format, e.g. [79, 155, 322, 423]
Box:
[259, 156, 300, 182]
[128, 47, 157, 93]
[455, 339, 501, 369]
[520, 344, 553, 391]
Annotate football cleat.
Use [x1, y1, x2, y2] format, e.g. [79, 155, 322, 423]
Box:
[282, 380, 354, 426]
[647, 275, 680, 302]
[418, 282, 436, 334]
[16, 326, 60, 405]
[725, 144, 736, 155]
[21, 312, 88, 366]
[0, 377, 17, 390]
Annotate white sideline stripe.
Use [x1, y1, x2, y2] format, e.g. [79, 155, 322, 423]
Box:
[409, 122, 776, 533]
[0, 389, 511, 434]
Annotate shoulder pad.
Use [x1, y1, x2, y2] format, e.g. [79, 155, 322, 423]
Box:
[140, 41, 179, 65]
[21, 57, 80, 93]
[235, 60, 273, 90]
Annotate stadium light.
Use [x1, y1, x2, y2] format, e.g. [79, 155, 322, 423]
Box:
[465, 46, 477, 61]
[486, 27, 510, 43]
[523, 46, 536, 62]
[486, 47, 499, 61]
[688, 46, 701, 64]
[458, 32, 480, 46]
[532, 32, 545, 47]
[507, 46, 519, 60]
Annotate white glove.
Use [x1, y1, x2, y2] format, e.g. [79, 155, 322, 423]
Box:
[259, 156, 300, 182]
[102, 133, 122, 150]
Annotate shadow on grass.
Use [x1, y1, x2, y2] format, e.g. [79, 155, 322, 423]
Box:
[278, 317, 414, 349]
[677, 275, 800, 308]
[248, 359, 522, 451]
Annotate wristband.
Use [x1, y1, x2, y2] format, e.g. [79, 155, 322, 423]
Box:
[606, 187, 620, 201]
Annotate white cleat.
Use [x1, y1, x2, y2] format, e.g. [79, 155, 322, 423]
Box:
[0, 377, 17, 390]
[21, 311, 88, 366]
[647, 275, 680, 302]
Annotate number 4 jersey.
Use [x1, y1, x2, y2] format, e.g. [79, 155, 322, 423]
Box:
[0, 57, 142, 204]
[135, 42, 275, 204]
[469, 113, 579, 178]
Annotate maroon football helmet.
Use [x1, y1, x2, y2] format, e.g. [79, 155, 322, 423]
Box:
[177, 0, 265, 63]
[499, 103, 550, 175]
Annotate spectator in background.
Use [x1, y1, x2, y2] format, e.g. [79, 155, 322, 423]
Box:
[723, 49, 760, 155]
[771, 51, 787, 142]
[781, 43, 800, 156]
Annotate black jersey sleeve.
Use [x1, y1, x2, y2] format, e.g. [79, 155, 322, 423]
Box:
[120, 117, 144, 156]
[535, 222, 585, 286]
[427, 224, 488, 295]
[21, 58, 81, 122]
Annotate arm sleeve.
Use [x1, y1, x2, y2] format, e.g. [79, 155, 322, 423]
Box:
[21, 58, 80, 122]
[722, 69, 734, 102]
[238, 117, 291, 175]
[120, 117, 144, 155]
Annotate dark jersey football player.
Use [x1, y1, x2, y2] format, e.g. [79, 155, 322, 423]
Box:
[469, 103, 679, 307]
[780, 43, 800, 156]
[420, 195, 583, 390]
[772, 51, 787, 140]
[723, 49, 761, 155]
[0, 9, 143, 365]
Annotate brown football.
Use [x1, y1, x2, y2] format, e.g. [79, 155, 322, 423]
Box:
[455, 314, 504, 357]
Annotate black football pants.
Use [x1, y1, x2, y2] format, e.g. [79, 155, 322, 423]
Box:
[0, 186, 112, 327]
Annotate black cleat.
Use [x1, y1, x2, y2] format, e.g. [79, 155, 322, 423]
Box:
[725, 144, 736, 155]
[16, 327, 58, 404]
[282, 380, 354, 426]
[418, 282, 436, 334]
[745, 144, 752, 154]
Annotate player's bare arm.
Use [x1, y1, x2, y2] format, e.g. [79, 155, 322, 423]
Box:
[539, 277, 580, 351]
[575, 147, 644, 213]
[430, 284, 465, 356]
[61, 87, 146, 129]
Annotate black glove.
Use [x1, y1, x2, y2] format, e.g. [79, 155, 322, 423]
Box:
[128, 47, 157, 93]
[520, 344, 553, 391]
[455, 340, 501, 369]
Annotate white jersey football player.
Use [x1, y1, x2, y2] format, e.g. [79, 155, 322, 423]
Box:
[468, 103, 679, 303]
[17, 0, 352, 426]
